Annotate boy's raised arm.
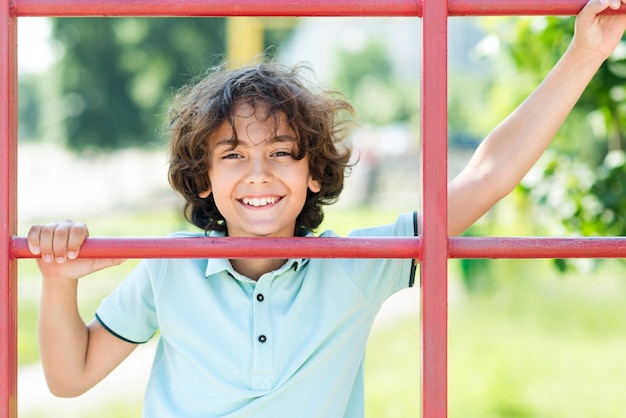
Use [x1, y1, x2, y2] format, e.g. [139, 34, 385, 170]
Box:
[28, 221, 134, 397]
[447, 0, 626, 236]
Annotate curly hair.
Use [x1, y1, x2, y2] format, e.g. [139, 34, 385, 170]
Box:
[167, 60, 355, 235]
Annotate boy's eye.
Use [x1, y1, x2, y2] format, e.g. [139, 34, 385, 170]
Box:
[223, 152, 242, 159]
[272, 150, 292, 158]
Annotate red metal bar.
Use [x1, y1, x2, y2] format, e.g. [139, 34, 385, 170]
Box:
[11, 0, 600, 17]
[12, 0, 422, 17]
[449, 236, 626, 259]
[450, 0, 590, 16]
[420, 0, 448, 416]
[12, 236, 626, 260]
[10, 236, 422, 259]
[0, 1, 17, 417]
[7, 2, 626, 418]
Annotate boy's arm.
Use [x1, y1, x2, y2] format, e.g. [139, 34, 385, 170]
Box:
[39, 279, 137, 397]
[447, 0, 626, 236]
[29, 221, 134, 397]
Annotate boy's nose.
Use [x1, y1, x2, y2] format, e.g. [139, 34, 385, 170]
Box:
[245, 156, 272, 184]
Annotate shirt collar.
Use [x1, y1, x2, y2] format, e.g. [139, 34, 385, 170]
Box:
[203, 229, 310, 280]
[204, 257, 308, 282]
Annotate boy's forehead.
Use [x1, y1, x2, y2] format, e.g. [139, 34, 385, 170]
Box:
[231, 101, 283, 122]
[209, 109, 296, 148]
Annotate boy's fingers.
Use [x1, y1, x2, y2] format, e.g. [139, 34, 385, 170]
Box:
[66, 222, 89, 260]
[51, 221, 72, 263]
[26, 224, 43, 255]
[28, 220, 89, 263]
[588, 0, 609, 12]
[51, 220, 86, 263]
[606, 0, 626, 9]
[33, 220, 70, 263]
[37, 223, 60, 263]
[27, 219, 89, 263]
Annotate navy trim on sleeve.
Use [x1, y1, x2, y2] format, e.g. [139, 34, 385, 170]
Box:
[408, 211, 418, 287]
[95, 313, 149, 345]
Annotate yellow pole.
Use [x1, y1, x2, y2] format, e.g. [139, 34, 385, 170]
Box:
[226, 17, 265, 67]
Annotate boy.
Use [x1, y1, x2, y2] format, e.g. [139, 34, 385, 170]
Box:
[27, 1, 626, 416]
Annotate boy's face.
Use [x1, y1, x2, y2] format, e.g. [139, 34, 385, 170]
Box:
[200, 103, 321, 238]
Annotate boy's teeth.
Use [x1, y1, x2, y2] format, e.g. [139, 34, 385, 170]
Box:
[243, 197, 276, 207]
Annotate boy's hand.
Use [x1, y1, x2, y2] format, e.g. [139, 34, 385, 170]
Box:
[27, 220, 124, 280]
[573, 0, 626, 61]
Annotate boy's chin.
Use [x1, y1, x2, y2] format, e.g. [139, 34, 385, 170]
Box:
[226, 225, 297, 238]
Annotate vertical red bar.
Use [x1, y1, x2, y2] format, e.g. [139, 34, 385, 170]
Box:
[0, 0, 18, 417]
[420, 0, 448, 416]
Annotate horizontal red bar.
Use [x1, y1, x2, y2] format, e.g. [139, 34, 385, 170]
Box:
[11, 236, 626, 260]
[12, 0, 422, 17]
[450, 0, 591, 16]
[10, 236, 422, 259]
[449, 236, 626, 259]
[11, 0, 603, 17]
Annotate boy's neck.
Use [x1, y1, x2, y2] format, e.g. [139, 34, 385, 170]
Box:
[230, 258, 288, 281]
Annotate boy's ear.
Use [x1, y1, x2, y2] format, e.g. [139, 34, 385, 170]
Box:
[308, 177, 321, 194]
[198, 189, 211, 198]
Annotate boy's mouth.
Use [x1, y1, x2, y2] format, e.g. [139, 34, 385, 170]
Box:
[241, 196, 280, 207]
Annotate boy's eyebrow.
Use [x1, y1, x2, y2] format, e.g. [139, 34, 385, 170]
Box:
[212, 137, 237, 149]
[270, 134, 298, 143]
[213, 135, 297, 149]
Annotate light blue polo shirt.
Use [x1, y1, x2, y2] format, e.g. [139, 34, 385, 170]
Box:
[96, 212, 417, 418]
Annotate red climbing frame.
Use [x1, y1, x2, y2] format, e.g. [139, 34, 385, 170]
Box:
[3, 1, 626, 417]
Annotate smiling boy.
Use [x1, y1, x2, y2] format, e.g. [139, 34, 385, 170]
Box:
[202, 103, 322, 277]
[27, 1, 626, 416]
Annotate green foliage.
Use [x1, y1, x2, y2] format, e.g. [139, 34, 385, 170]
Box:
[18, 74, 42, 142]
[19, 18, 296, 151]
[508, 16, 574, 75]
[480, 15, 626, 161]
[332, 40, 420, 127]
[520, 151, 604, 236]
[459, 258, 494, 293]
[448, 73, 493, 148]
[518, 150, 626, 271]
[51, 18, 227, 151]
[474, 16, 626, 276]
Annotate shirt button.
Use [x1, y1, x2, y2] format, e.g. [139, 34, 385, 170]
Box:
[258, 335, 267, 343]
[256, 294, 264, 302]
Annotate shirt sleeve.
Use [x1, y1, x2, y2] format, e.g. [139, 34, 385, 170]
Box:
[328, 212, 418, 306]
[95, 259, 161, 344]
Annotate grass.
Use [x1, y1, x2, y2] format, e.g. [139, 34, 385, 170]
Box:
[16, 206, 626, 417]
[447, 258, 626, 418]
[22, 402, 144, 418]
[364, 258, 626, 418]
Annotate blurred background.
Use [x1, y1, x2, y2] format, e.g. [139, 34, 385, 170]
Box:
[15, 13, 626, 417]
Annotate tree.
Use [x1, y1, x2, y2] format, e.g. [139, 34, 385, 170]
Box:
[50, 18, 227, 151]
[43, 18, 296, 151]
